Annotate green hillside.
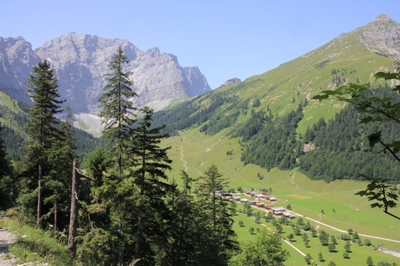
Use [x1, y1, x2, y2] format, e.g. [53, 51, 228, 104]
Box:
[161, 128, 400, 264]
[0, 91, 102, 160]
[153, 16, 400, 182]
[154, 17, 400, 261]
[156, 16, 399, 136]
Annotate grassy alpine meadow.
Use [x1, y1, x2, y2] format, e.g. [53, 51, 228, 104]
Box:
[231, 205, 400, 265]
[163, 128, 400, 259]
[286, 228, 399, 265]
[231, 212, 305, 266]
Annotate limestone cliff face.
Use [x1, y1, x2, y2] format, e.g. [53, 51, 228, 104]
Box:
[35, 33, 142, 114]
[0, 36, 41, 101]
[358, 14, 400, 60]
[35, 33, 212, 113]
[0, 32, 211, 114]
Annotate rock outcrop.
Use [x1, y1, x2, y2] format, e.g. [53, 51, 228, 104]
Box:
[0, 32, 211, 114]
[0, 37, 41, 102]
[358, 14, 400, 60]
[219, 78, 241, 88]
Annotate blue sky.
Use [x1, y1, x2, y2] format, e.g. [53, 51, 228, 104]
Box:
[1, 1, 399, 89]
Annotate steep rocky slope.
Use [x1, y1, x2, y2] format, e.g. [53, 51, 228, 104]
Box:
[0, 33, 211, 116]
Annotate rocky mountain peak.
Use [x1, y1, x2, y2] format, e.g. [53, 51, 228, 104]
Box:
[145, 47, 161, 57]
[373, 13, 393, 23]
[219, 78, 241, 88]
[0, 36, 40, 101]
[0, 33, 211, 117]
[358, 14, 400, 60]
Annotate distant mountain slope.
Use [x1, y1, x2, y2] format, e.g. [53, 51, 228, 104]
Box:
[155, 14, 400, 135]
[0, 91, 102, 160]
[153, 14, 400, 182]
[0, 32, 211, 116]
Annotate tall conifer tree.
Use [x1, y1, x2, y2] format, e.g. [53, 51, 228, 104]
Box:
[44, 114, 76, 235]
[197, 164, 239, 265]
[0, 123, 13, 209]
[98, 46, 137, 265]
[26, 60, 64, 228]
[0, 123, 10, 178]
[98, 46, 137, 177]
[160, 171, 214, 266]
[129, 106, 172, 265]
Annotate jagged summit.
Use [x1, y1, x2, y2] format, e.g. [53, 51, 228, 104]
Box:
[373, 13, 393, 23]
[219, 78, 241, 88]
[0, 33, 211, 117]
[358, 14, 400, 60]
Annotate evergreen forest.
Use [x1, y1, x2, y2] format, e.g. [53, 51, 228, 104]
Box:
[0, 48, 293, 266]
[154, 84, 400, 184]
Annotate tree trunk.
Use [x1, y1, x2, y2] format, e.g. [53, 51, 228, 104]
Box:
[54, 199, 57, 237]
[134, 216, 142, 262]
[119, 217, 124, 266]
[68, 159, 79, 257]
[36, 163, 42, 228]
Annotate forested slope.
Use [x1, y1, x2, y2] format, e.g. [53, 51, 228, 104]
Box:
[0, 92, 102, 160]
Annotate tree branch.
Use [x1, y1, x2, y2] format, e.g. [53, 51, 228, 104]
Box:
[379, 139, 400, 163]
[74, 167, 96, 181]
[384, 211, 400, 221]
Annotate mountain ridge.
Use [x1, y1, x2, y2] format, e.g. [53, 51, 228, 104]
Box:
[152, 13, 400, 169]
[0, 32, 211, 117]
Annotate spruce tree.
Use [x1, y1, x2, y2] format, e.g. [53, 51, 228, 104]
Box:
[197, 164, 239, 265]
[159, 170, 215, 266]
[0, 123, 13, 209]
[98, 46, 137, 177]
[44, 116, 76, 236]
[97, 46, 137, 265]
[128, 106, 172, 264]
[77, 147, 116, 265]
[26, 60, 65, 228]
[0, 123, 10, 178]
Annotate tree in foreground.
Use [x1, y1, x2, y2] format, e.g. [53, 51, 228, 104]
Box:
[197, 164, 239, 265]
[44, 119, 76, 235]
[25, 60, 65, 228]
[0, 123, 11, 180]
[98, 46, 137, 178]
[97, 46, 138, 265]
[158, 170, 213, 266]
[313, 71, 400, 220]
[0, 123, 13, 209]
[76, 147, 115, 265]
[128, 106, 173, 265]
[230, 229, 289, 266]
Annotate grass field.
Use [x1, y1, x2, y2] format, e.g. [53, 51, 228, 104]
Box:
[163, 128, 400, 265]
[231, 208, 400, 265]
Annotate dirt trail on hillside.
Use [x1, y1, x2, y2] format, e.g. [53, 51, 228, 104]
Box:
[290, 171, 301, 189]
[260, 223, 306, 257]
[179, 135, 189, 172]
[205, 136, 224, 153]
[0, 227, 18, 265]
